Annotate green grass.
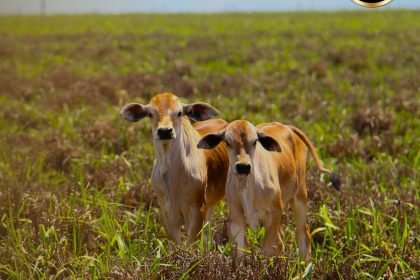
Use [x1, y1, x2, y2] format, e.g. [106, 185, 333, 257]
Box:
[0, 10, 419, 279]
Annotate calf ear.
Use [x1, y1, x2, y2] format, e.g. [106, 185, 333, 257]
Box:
[183, 103, 219, 121]
[197, 131, 225, 149]
[120, 103, 149, 122]
[257, 132, 282, 152]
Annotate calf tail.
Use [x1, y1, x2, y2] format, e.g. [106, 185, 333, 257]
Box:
[289, 126, 341, 190]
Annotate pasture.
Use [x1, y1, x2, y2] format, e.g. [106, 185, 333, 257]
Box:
[0, 11, 419, 279]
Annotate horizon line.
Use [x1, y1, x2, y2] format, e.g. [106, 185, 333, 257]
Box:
[1, 7, 418, 16]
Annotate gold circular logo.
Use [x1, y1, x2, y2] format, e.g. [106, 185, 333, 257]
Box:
[352, 0, 394, 8]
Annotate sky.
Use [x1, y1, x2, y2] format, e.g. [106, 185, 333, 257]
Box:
[0, 0, 419, 14]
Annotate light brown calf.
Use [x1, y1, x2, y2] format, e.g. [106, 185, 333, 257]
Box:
[120, 93, 228, 245]
[198, 120, 340, 258]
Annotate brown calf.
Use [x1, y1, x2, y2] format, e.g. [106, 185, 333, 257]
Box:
[120, 93, 228, 245]
[198, 120, 340, 258]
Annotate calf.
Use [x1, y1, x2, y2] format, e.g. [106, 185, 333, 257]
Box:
[197, 120, 340, 258]
[120, 93, 228, 245]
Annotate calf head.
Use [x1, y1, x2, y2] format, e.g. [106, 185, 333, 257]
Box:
[198, 120, 281, 179]
[120, 92, 219, 142]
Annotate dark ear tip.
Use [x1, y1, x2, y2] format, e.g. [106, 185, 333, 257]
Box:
[197, 142, 211, 150]
[119, 111, 127, 120]
[330, 172, 341, 191]
[119, 110, 133, 122]
[197, 137, 209, 149]
[197, 132, 224, 149]
[213, 108, 220, 116]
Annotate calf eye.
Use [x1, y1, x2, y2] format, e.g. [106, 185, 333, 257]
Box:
[225, 140, 231, 147]
[177, 111, 182, 117]
[253, 139, 258, 146]
[148, 112, 153, 117]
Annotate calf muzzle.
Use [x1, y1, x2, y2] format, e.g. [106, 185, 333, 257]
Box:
[157, 127, 175, 140]
[235, 162, 251, 175]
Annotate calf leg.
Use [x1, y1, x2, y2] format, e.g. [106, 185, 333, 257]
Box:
[185, 204, 204, 246]
[159, 206, 182, 246]
[291, 197, 311, 259]
[291, 142, 312, 259]
[228, 207, 248, 257]
[200, 204, 216, 243]
[204, 204, 216, 223]
[262, 210, 284, 256]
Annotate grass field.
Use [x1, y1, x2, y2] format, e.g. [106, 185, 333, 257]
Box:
[0, 10, 419, 279]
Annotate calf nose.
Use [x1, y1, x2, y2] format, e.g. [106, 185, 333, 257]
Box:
[157, 127, 174, 140]
[235, 163, 251, 175]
